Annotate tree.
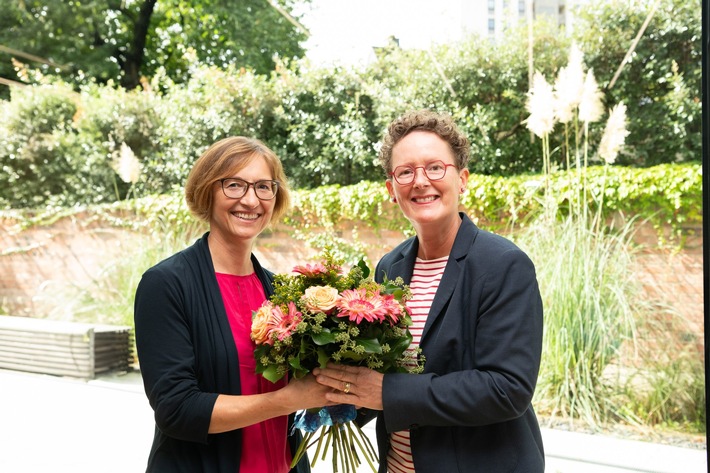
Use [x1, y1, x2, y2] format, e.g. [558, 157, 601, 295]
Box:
[572, 0, 701, 166]
[0, 0, 308, 92]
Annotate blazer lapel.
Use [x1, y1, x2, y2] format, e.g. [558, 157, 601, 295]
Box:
[391, 238, 418, 285]
[420, 214, 479, 342]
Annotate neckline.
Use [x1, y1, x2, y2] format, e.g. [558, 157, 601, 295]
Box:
[415, 255, 449, 263]
[215, 271, 257, 278]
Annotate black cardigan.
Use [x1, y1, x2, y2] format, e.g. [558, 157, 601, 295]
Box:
[134, 232, 309, 472]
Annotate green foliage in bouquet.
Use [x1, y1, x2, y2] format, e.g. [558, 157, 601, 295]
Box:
[251, 249, 424, 384]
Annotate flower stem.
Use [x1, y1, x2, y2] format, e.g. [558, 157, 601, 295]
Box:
[346, 421, 378, 473]
[290, 430, 314, 468]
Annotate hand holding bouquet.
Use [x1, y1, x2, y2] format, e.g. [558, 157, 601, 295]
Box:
[251, 250, 424, 472]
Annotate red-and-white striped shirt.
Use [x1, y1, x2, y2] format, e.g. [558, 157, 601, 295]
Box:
[387, 256, 448, 473]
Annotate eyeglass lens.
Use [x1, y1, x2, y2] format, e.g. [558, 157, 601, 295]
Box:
[221, 178, 278, 200]
[392, 160, 451, 185]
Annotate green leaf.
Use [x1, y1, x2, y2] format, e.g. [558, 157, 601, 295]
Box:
[289, 356, 304, 371]
[292, 367, 309, 379]
[357, 258, 370, 278]
[317, 348, 331, 368]
[312, 330, 336, 345]
[262, 365, 285, 383]
[357, 338, 382, 354]
[340, 350, 368, 361]
[389, 335, 413, 356]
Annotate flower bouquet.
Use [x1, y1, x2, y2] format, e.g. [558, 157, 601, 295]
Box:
[251, 250, 424, 473]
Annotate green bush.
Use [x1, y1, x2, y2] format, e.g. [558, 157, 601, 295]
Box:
[0, 0, 700, 206]
[268, 63, 383, 188]
[0, 83, 79, 207]
[147, 65, 277, 193]
[574, 0, 701, 167]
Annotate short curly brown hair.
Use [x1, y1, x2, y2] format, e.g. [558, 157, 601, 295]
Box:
[184, 136, 291, 223]
[378, 109, 470, 175]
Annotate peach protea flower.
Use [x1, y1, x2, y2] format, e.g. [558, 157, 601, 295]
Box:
[302, 285, 340, 313]
[379, 295, 406, 325]
[336, 288, 389, 324]
[293, 263, 329, 277]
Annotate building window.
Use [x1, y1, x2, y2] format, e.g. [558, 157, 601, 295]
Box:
[488, 0, 496, 13]
[518, 0, 526, 15]
[488, 18, 495, 34]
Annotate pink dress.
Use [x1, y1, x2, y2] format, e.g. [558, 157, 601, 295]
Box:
[216, 272, 291, 473]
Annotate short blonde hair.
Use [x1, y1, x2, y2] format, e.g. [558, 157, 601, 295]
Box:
[184, 136, 291, 223]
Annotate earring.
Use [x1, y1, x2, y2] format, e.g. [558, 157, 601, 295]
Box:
[391, 197, 397, 203]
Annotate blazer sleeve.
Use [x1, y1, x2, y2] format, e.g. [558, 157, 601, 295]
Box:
[382, 245, 543, 432]
[134, 261, 219, 444]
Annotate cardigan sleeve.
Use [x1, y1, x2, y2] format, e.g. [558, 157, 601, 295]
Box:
[134, 260, 219, 444]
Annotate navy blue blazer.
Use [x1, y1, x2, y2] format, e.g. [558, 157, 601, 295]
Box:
[372, 213, 545, 472]
[134, 232, 309, 473]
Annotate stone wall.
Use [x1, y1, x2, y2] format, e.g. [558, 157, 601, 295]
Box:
[0, 216, 703, 348]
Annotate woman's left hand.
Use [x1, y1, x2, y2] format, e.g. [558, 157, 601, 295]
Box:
[313, 363, 384, 410]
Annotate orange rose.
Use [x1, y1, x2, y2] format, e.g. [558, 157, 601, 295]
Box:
[251, 302, 275, 345]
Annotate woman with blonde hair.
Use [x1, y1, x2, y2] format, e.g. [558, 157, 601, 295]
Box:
[135, 136, 331, 472]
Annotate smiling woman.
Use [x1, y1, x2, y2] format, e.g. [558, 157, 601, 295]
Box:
[314, 109, 546, 473]
[133, 136, 333, 473]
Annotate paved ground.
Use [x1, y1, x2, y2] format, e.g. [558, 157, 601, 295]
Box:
[1, 369, 705, 473]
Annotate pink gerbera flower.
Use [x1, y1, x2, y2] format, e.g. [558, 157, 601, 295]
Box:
[271, 301, 302, 341]
[379, 295, 405, 325]
[336, 288, 389, 324]
[292, 262, 329, 277]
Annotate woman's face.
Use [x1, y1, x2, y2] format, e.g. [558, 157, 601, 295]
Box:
[209, 155, 276, 244]
[386, 130, 468, 230]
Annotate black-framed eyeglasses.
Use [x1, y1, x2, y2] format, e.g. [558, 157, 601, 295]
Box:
[388, 160, 458, 185]
[218, 178, 280, 200]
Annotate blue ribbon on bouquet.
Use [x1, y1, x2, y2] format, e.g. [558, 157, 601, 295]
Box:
[293, 404, 357, 433]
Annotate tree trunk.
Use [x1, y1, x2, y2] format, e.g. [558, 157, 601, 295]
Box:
[120, 0, 157, 90]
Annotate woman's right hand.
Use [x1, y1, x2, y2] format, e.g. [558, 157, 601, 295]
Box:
[284, 373, 335, 411]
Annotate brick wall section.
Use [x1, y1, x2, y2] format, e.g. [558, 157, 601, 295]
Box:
[0, 216, 149, 317]
[0, 217, 704, 348]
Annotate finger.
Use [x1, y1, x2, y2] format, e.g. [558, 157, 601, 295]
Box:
[325, 363, 362, 375]
[319, 365, 364, 382]
[314, 368, 349, 383]
[325, 391, 360, 406]
[315, 373, 347, 391]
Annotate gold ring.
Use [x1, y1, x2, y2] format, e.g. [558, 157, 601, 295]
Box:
[343, 382, 351, 394]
